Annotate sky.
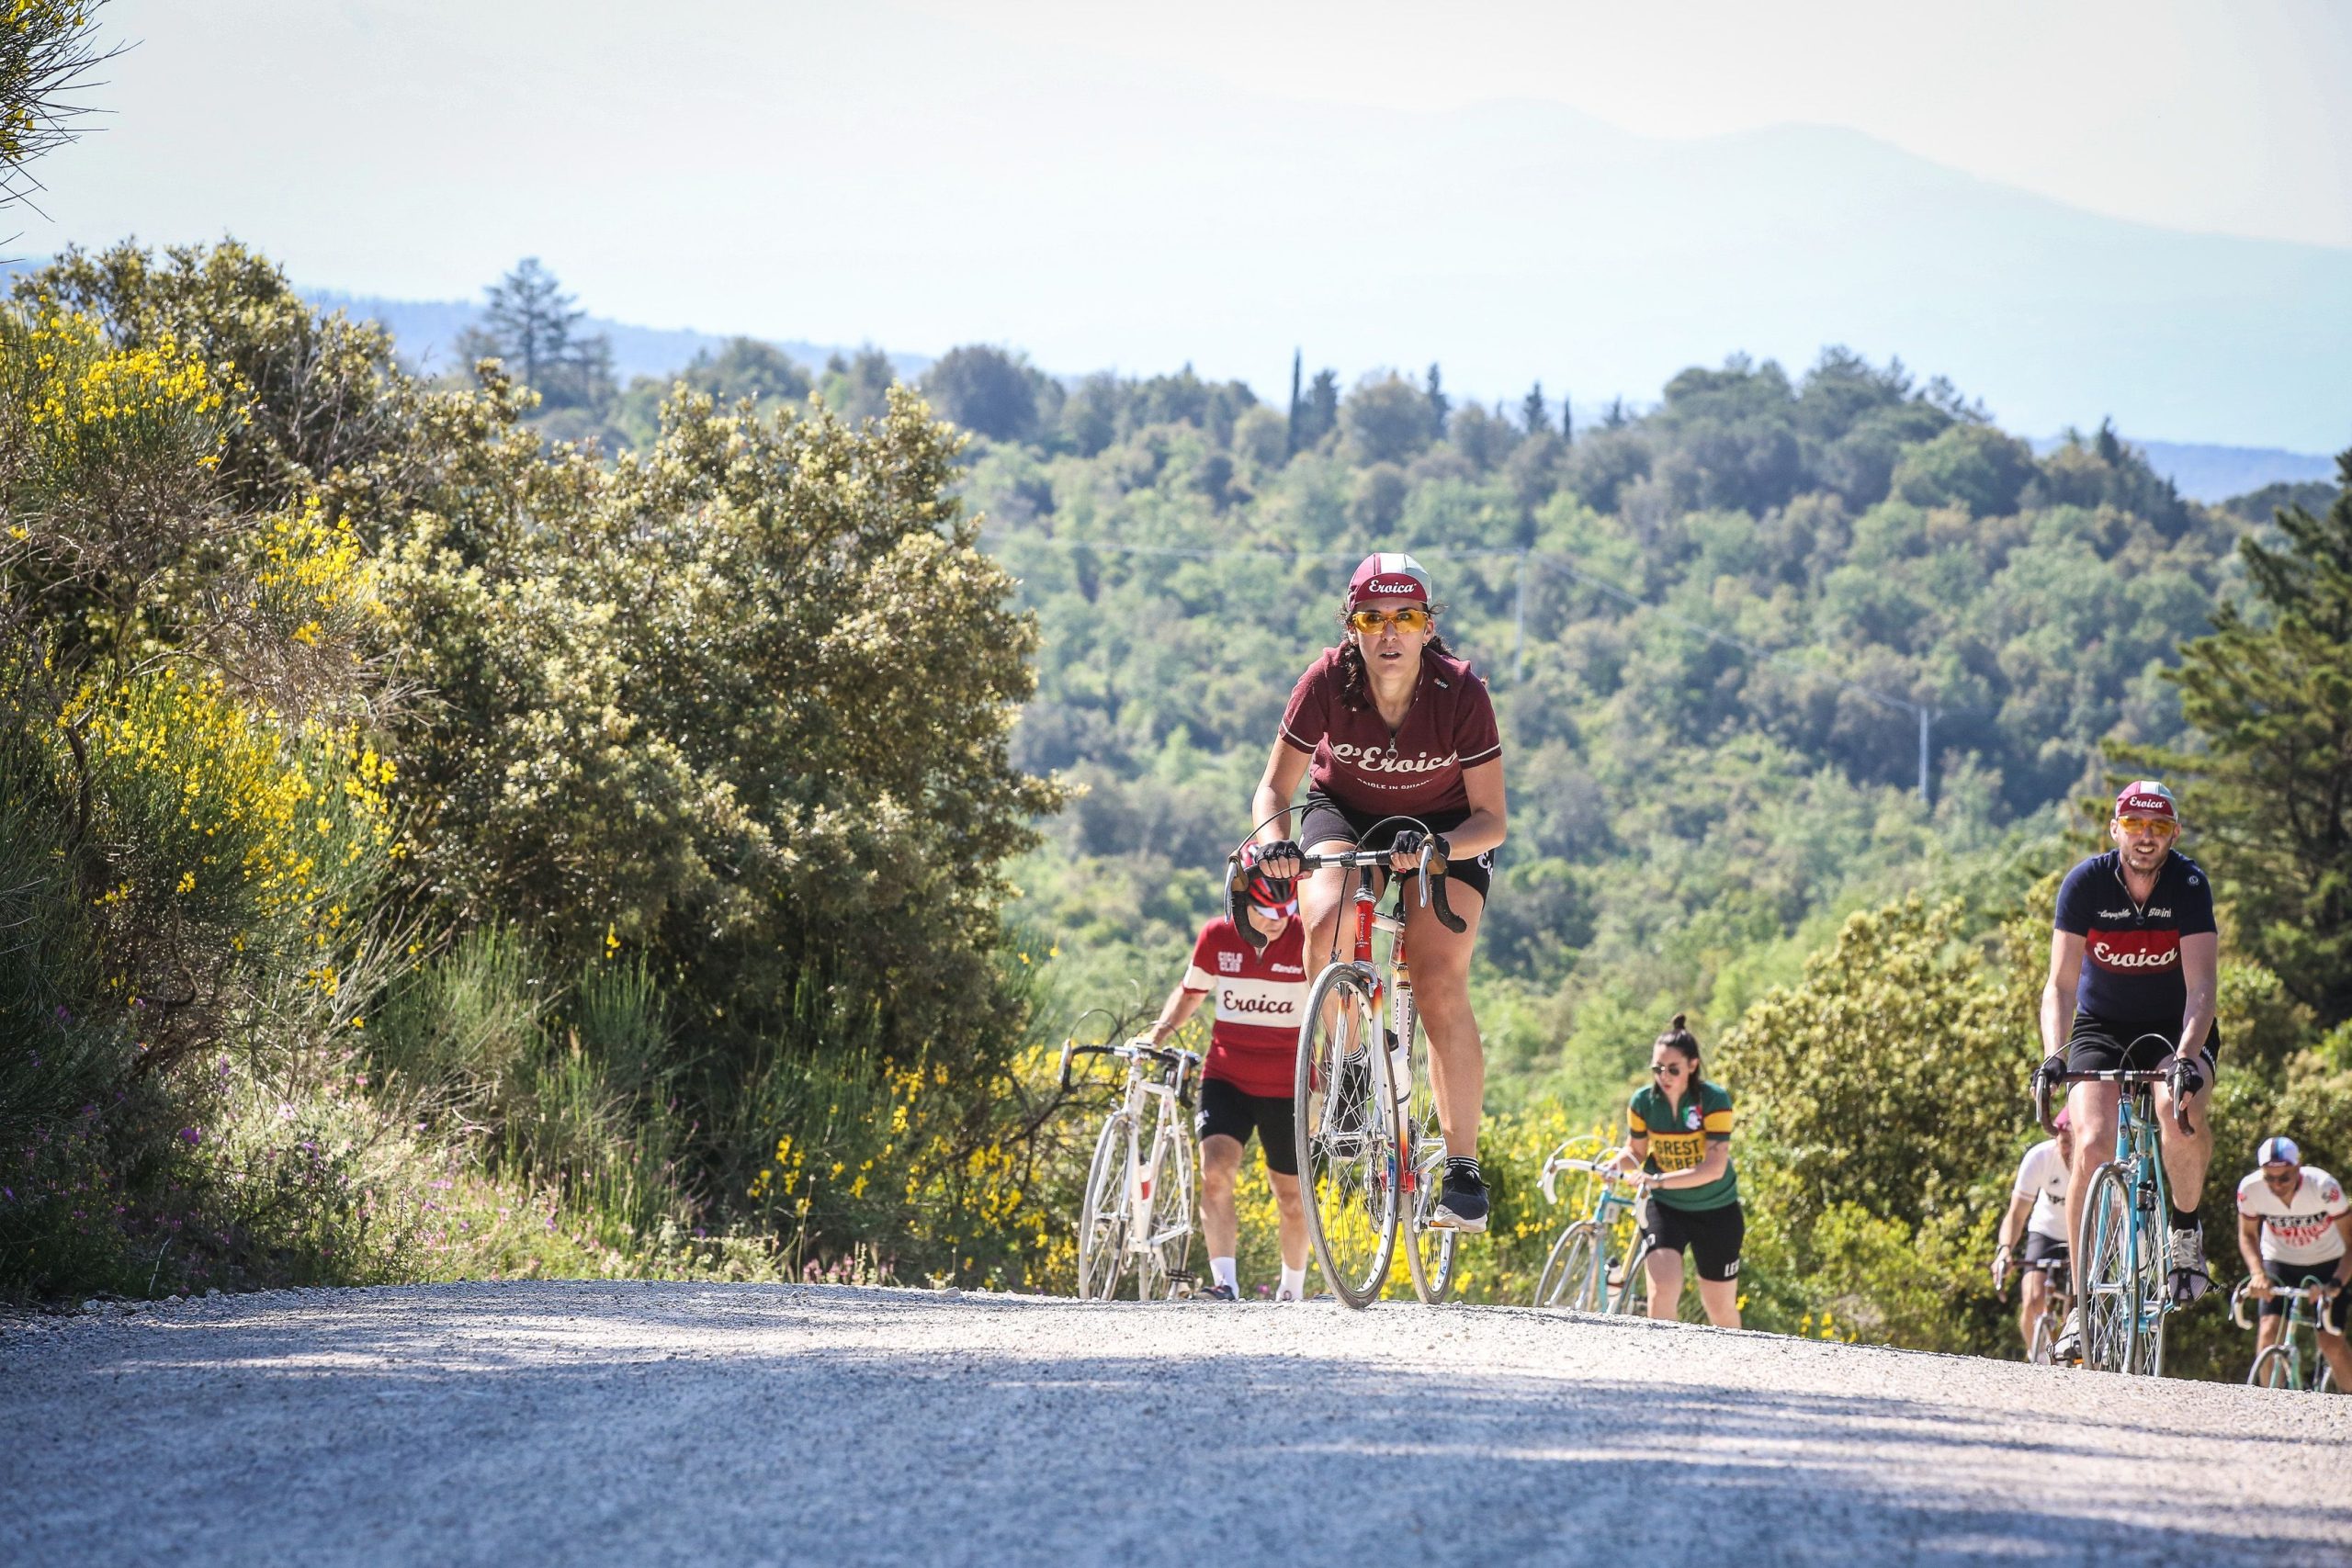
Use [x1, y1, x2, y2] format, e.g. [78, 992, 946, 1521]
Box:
[16, 0, 2352, 448]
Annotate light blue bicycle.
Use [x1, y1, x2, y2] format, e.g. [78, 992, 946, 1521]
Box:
[2037, 1043, 2200, 1376]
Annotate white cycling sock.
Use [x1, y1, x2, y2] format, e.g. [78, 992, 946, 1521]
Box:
[1277, 1263, 1307, 1302]
[1212, 1257, 1238, 1292]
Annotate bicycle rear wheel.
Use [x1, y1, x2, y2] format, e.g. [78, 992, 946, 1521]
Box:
[2078, 1165, 2138, 1373]
[1611, 1233, 1653, 1316]
[1535, 1222, 1602, 1311]
[1295, 964, 1397, 1309]
[1076, 1113, 1131, 1302]
[1401, 1025, 1455, 1304]
[2250, 1345, 2297, 1390]
[2028, 1309, 2056, 1366]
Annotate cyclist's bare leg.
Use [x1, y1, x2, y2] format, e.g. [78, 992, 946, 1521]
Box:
[1296, 841, 1359, 973]
[2019, 1268, 2049, 1351]
[2152, 1068, 2213, 1209]
[2318, 1321, 2352, 1389]
[1644, 1245, 1685, 1321]
[1267, 1168, 1309, 1270]
[2062, 1080, 2120, 1259]
[1696, 1276, 1739, 1328]
[1402, 878, 1485, 1159]
[2256, 1311, 2283, 1356]
[1199, 1134, 1245, 1261]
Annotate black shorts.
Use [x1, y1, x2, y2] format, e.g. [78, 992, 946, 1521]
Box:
[1295, 793, 1495, 903]
[2064, 1013, 2221, 1078]
[1644, 1200, 1745, 1282]
[2020, 1230, 2070, 1287]
[2259, 1259, 2346, 1328]
[1196, 1077, 1298, 1177]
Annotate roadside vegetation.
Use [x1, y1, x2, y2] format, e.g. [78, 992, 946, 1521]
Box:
[9, 10, 2352, 1384]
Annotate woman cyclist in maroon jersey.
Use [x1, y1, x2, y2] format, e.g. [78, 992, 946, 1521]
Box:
[1248, 553, 1508, 1231]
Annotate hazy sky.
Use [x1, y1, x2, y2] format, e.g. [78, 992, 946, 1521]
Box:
[17, 1, 2351, 446]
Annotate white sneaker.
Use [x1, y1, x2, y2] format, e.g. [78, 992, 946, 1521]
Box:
[2052, 1306, 2083, 1363]
[2166, 1224, 2211, 1304]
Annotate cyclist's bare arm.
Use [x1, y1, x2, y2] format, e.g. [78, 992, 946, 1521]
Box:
[2177, 931, 2218, 1058]
[1250, 740, 1312, 874]
[2040, 931, 2085, 1060]
[1616, 1134, 1649, 1178]
[1142, 984, 1205, 1047]
[1996, 1191, 2032, 1254]
[1654, 1142, 1729, 1194]
[2238, 1213, 2271, 1294]
[1442, 759, 1507, 863]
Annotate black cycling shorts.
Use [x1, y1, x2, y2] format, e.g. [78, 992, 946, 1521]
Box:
[1295, 793, 1494, 904]
[2259, 1259, 2346, 1329]
[2019, 1230, 2070, 1283]
[2064, 1013, 2221, 1078]
[1196, 1076, 1298, 1177]
[1644, 1200, 1745, 1282]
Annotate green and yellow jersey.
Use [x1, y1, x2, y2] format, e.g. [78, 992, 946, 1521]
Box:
[1628, 1078, 1738, 1212]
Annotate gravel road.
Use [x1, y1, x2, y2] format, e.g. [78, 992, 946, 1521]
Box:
[5, 1281, 2349, 1566]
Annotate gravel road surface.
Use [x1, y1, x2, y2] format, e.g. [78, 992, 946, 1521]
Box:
[5, 1281, 2349, 1566]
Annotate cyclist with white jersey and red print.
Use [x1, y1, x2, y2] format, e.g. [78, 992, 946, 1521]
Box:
[2036, 780, 2221, 1361]
[2234, 1134, 2352, 1390]
[1249, 552, 1508, 1233]
[1992, 1110, 2075, 1356]
[1134, 863, 1312, 1302]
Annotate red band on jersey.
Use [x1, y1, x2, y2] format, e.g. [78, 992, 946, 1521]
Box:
[2085, 928, 2181, 973]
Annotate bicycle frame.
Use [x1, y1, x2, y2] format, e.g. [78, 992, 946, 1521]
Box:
[1114, 1051, 1193, 1267]
[2074, 1071, 2176, 1375]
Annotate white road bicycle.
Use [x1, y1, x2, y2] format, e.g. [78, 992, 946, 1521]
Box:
[1248, 835, 1467, 1309]
[1062, 1032, 1202, 1301]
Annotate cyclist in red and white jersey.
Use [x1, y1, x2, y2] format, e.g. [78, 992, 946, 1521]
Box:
[1136, 864, 1311, 1302]
[2234, 1134, 2352, 1389]
[1992, 1111, 2075, 1356]
[1249, 553, 1508, 1232]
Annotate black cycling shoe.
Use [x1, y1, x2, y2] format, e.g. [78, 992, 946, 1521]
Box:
[1193, 1282, 1239, 1303]
[1430, 1156, 1489, 1233]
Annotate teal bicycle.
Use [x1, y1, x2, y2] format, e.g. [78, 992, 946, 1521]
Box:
[2037, 1046, 2199, 1376]
[1532, 1143, 1651, 1314]
[2232, 1279, 2342, 1393]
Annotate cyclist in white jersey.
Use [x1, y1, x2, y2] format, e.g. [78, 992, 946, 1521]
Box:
[2233, 1134, 2352, 1390]
[1993, 1111, 2075, 1356]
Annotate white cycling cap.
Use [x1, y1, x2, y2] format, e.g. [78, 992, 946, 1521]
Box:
[2256, 1134, 2301, 1168]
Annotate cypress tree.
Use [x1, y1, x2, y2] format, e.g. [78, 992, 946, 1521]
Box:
[2143, 448, 2352, 1021]
[1287, 349, 1304, 456]
[1426, 362, 1450, 434]
[1522, 380, 1547, 434]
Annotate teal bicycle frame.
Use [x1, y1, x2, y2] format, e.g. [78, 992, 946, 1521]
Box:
[2057, 1064, 2181, 1376]
[1532, 1150, 1650, 1314]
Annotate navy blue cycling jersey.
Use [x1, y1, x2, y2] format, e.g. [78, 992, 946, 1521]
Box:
[2052, 850, 2216, 1020]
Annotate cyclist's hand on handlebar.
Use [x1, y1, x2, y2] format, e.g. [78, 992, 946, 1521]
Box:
[1990, 1244, 2012, 1293]
[2247, 1273, 2274, 1300]
[1389, 829, 1449, 875]
[1250, 839, 1303, 881]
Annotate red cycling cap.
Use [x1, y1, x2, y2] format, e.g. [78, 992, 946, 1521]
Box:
[1347, 552, 1432, 609]
[2113, 780, 2177, 820]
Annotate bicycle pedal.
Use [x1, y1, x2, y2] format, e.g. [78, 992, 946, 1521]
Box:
[1164, 1269, 1195, 1285]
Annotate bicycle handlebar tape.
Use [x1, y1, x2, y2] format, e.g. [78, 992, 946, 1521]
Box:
[1225, 860, 1267, 952]
[1426, 863, 1466, 934]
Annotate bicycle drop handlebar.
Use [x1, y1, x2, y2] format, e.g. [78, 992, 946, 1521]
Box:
[2031, 1038, 2203, 1136]
[1058, 1036, 1202, 1100]
[2230, 1278, 2344, 1331]
[1221, 837, 1466, 948]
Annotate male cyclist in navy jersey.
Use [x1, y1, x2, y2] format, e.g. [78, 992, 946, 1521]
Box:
[2037, 781, 2220, 1359]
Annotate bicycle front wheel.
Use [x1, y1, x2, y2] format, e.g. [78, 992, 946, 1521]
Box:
[1536, 1222, 1603, 1311]
[1401, 1026, 1455, 1305]
[1076, 1113, 1132, 1302]
[2250, 1345, 2296, 1391]
[1140, 1113, 1195, 1301]
[2078, 1165, 2138, 1373]
[1295, 964, 1397, 1309]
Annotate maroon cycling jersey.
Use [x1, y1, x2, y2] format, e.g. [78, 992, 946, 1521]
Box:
[1278, 646, 1501, 818]
[1182, 917, 1308, 1098]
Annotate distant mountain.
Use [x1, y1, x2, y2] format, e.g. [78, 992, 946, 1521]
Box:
[302, 288, 934, 386]
[2031, 435, 2338, 504]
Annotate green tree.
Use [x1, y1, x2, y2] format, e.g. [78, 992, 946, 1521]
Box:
[1521, 380, 1548, 433]
[820, 345, 898, 423]
[458, 257, 614, 412]
[1425, 362, 1450, 432]
[1293, 367, 1339, 450]
[2152, 449, 2352, 1022]
[1890, 422, 2033, 516]
[1340, 370, 1434, 466]
[922, 344, 1040, 443]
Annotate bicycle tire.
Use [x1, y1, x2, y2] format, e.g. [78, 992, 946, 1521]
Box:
[1401, 1022, 1455, 1305]
[1144, 1113, 1196, 1301]
[1536, 1222, 1603, 1311]
[1076, 1113, 1131, 1302]
[1613, 1232, 1654, 1316]
[1294, 964, 1396, 1309]
[2250, 1344, 2297, 1391]
[2078, 1164, 2138, 1373]
[2029, 1309, 2057, 1367]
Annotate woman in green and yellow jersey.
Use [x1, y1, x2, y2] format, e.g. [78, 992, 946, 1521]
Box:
[1614, 1014, 1742, 1327]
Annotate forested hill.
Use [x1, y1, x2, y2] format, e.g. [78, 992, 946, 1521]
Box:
[953, 353, 2259, 1117]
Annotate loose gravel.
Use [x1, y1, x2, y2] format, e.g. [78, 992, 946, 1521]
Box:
[4, 1282, 2349, 1566]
